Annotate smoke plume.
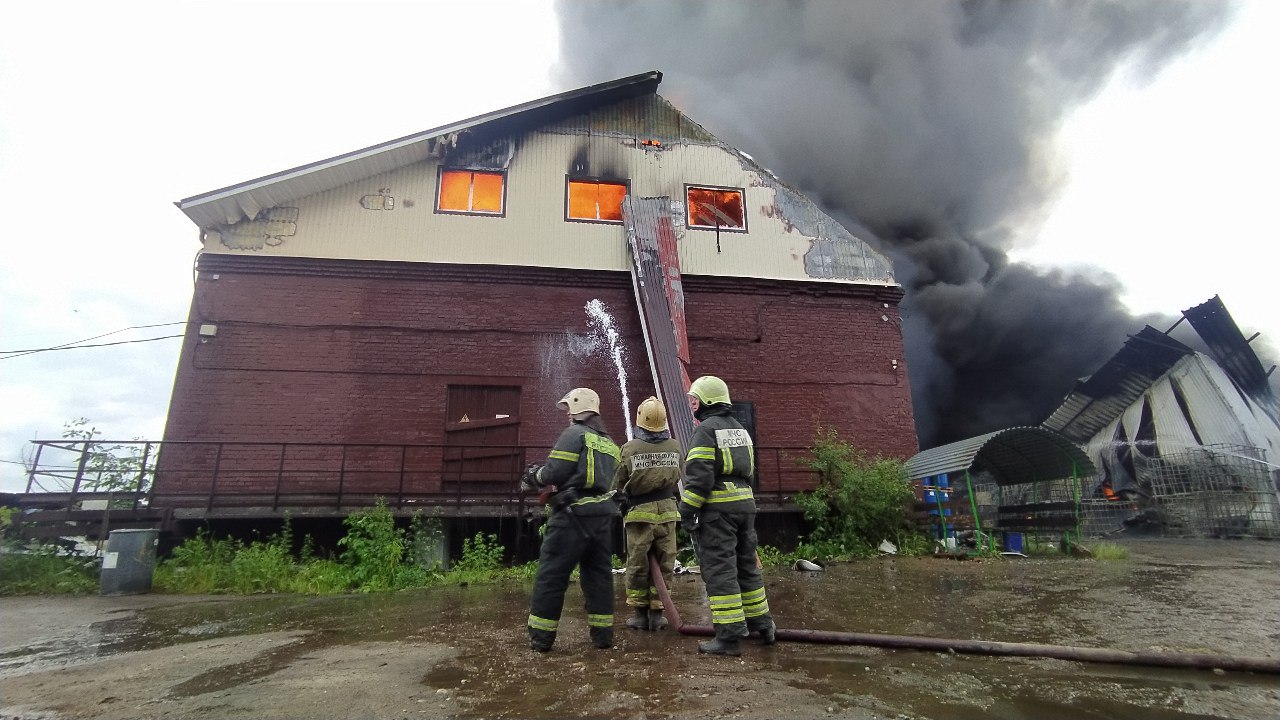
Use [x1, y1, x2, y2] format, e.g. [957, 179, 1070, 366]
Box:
[554, 0, 1242, 447]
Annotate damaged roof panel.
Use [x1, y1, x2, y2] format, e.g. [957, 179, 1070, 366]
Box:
[1182, 295, 1280, 426]
[1043, 326, 1193, 444]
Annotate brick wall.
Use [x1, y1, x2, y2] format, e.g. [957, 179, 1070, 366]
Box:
[157, 257, 916, 500]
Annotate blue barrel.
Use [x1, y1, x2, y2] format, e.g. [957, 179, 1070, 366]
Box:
[1003, 532, 1024, 554]
[100, 529, 159, 595]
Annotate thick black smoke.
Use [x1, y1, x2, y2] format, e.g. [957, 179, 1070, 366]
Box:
[554, 0, 1247, 447]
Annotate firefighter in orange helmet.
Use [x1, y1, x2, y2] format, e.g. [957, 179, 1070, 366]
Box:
[613, 396, 683, 631]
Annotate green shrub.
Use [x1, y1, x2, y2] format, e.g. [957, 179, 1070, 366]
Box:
[339, 500, 407, 592]
[444, 532, 506, 585]
[154, 530, 240, 593]
[291, 558, 354, 594]
[228, 540, 295, 594]
[794, 428, 915, 561]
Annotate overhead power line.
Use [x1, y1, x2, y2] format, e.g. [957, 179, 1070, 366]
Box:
[0, 334, 185, 360]
[0, 322, 186, 358]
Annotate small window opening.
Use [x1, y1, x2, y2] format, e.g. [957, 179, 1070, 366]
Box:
[437, 169, 505, 214]
[686, 185, 745, 230]
[567, 179, 627, 223]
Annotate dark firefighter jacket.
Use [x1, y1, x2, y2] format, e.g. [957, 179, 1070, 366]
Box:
[537, 416, 621, 521]
[615, 435, 682, 525]
[679, 405, 756, 520]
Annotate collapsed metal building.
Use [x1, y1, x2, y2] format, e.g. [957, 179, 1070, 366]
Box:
[1043, 296, 1280, 539]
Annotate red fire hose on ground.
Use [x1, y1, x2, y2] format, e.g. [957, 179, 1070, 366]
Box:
[648, 554, 1280, 674]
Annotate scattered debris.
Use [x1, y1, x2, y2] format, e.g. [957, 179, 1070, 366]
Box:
[794, 559, 824, 572]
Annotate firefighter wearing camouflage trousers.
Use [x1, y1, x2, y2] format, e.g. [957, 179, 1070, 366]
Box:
[523, 388, 621, 653]
[614, 397, 682, 632]
[679, 376, 776, 656]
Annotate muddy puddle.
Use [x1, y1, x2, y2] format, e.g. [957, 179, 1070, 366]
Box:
[1, 538, 1277, 719]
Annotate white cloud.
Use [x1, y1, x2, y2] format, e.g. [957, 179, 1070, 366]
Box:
[1017, 0, 1278, 344]
[0, 0, 558, 491]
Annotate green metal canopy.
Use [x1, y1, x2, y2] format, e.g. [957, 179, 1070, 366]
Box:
[905, 426, 1095, 486]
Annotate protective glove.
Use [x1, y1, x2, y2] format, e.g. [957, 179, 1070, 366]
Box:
[679, 505, 699, 533]
[520, 463, 544, 493]
[614, 494, 631, 515]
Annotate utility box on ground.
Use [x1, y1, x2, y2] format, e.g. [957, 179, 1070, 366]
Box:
[100, 528, 159, 595]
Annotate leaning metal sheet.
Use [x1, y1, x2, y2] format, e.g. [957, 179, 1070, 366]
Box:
[622, 195, 696, 451]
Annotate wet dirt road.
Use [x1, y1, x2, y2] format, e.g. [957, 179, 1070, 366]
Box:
[2, 538, 1278, 719]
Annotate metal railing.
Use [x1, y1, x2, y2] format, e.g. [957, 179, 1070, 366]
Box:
[22, 439, 819, 515]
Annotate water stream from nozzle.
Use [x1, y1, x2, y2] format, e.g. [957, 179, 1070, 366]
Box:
[585, 299, 632, 441]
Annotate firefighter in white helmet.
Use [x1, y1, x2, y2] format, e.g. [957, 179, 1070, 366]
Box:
[523, 387, 621, 652]
[680, 375, 775, 656]
[613, 396, 682, 631]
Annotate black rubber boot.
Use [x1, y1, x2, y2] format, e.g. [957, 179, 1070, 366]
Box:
[648, 609, 669, 631]
[590, 627, 614, 649]
[529, 628, 555, 653]
[754, 621, 776, 645]
[697, 637, 741, 656]
[626, 607, 650, 631]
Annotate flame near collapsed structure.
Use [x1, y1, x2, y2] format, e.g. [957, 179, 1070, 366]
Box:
[553, 0, 1274, 448]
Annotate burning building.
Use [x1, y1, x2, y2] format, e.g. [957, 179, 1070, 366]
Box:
[149, 71, 916, 540]
[1044, 296, 1280, 539]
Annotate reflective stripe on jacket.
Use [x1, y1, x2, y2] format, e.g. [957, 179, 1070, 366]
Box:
[679, 407, 756, 515]
[539, 420, 621, 518]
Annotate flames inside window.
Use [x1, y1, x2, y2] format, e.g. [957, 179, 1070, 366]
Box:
[687, 186, 744, 229]
[567, 179, 627, 222]
[438, 169, 505, 214]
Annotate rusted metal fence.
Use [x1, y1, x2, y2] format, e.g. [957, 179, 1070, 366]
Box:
[20, 440, 819, 516]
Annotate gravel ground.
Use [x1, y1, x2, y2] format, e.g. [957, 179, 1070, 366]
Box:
[1, 537, 1277, 719]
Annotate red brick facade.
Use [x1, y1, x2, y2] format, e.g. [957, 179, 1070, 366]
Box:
[155, 255, 916, 504]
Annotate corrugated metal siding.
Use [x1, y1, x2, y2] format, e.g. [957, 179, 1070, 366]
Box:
[199, 117, 895, 286]
[544, 94, 717, 144]
[1079, 354, 1280, 487]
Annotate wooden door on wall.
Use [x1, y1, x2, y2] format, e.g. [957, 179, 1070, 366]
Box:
[442, 385, 522, 494]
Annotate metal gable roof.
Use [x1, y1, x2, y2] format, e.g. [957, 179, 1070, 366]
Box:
[175, 71, 663, 229]
[906, 426, 1095, 486]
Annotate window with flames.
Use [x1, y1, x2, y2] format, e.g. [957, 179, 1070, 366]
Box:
[567, 178, 628, 223]
[437, 169, 505, 215]
[686, 185, 745, 231]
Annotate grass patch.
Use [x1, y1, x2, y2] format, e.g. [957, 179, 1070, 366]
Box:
[153, 503, 541, 595]
[0, 547, 99, 595]
[1089, 541, 1130, 560]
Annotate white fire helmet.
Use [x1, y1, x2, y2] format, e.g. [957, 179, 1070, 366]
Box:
[557, 387, 600, 418]
[635, 396, 668, 432]
[688, 375, 731, 406]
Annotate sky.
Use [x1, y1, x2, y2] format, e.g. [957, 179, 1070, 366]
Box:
[1, 1, 1275, 493]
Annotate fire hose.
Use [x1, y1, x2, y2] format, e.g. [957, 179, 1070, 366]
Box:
[647, 554, 1280, 674]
